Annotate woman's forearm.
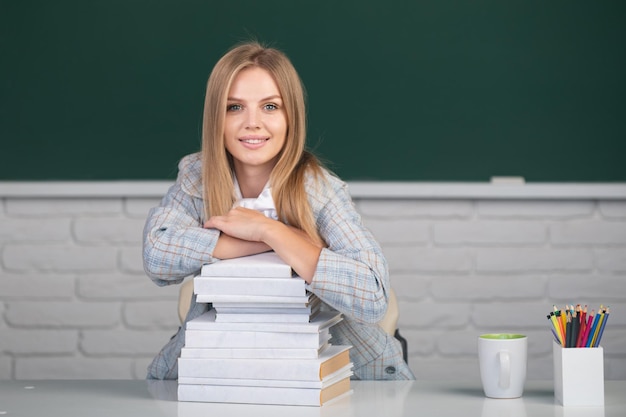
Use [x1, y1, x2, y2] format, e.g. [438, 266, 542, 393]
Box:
[259, 221, 323, 284]
[212, 233, 272, 260]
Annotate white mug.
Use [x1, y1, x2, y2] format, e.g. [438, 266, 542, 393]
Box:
[478, 333, 527, 399]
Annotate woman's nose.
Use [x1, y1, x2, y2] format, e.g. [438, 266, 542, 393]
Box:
[246, 109, 261, 129]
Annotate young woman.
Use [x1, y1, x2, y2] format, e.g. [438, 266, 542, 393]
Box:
[143, 41, 415, 380]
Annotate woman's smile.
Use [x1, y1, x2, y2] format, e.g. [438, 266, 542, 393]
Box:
[239, 135, 270, 146]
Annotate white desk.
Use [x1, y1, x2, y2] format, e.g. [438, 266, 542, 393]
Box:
[0, 380, 624, 417]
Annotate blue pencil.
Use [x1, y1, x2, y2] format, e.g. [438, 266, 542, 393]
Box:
[594, 308, 610, 347]
[550, 327, 561, 345]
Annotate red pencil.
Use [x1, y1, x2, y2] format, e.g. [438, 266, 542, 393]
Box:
[580, 310, 595, 348]
[576, 305, 588, 347]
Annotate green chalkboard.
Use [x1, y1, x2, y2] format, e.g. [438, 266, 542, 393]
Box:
[1, 1, 625, 181]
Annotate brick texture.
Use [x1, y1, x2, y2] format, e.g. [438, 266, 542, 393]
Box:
[0, 192, 625, 382]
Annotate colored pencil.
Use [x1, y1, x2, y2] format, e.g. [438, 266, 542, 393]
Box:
[581, 311, 595, 347]
[590, 308, 605, 348]
[570, 311, 580, 347]
[565, 311, 573, 348]
[547, 304, 609, 348]
[586, 311, 601, 348]
[576, 305, 587, 347]
[594, 307, 610, 348]
[548, 313, 563, 345]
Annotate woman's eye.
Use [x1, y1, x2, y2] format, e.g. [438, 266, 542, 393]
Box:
[227, 104, 242, 111]
[264, 103, 278, 111]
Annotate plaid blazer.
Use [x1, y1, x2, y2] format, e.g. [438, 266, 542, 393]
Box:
[143, 153, 415, 380]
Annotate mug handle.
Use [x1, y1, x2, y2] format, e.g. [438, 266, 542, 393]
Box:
[498, 350, 510, 389]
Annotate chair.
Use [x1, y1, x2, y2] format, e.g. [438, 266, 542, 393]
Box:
[177, 280, 408, 363]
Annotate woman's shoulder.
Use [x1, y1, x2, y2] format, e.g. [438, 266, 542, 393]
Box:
[305, 166, 350, 201]
[177, 152, 203, 198]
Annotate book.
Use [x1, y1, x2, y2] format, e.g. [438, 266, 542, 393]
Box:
[214, 312, 316, 323]
[177, 363, 353, 388]
[177, 376, 352, 406]
[185, 309, 341, 333]
[211, 296, 319, 311]
[214, 306, 320, 323]
[193, 276, 308, 297]
[200, 251, 292, 277]
[180, 251, 353, 407]
[179, 343, 330, 359]
[178, 345, 351, 381]
[213, 304, 318, 315]
[195, 293, 312, 304]
[184, 327, 332, 349]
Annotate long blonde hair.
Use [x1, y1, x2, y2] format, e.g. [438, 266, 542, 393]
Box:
[201, 41, 325, 245]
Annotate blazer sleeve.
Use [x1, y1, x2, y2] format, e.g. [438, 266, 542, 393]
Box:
[307, 173, 390, 324]
[142, 154, 221, 286]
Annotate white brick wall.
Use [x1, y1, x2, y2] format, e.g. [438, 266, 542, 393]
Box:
[1, 185, 625, 381]
[0, 195, 181, 380]
[357, 197, 626, 381]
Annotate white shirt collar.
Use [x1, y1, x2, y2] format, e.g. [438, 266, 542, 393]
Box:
[232, 176, 278, 220]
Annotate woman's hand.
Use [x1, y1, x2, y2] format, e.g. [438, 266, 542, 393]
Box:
[204, 206, 323, 283]
[204, 207, 273, 242]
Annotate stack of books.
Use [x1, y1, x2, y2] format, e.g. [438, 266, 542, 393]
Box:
[177, 251, 353, 406]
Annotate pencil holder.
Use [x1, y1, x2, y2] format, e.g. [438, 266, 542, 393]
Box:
[553, 341, 604, 406]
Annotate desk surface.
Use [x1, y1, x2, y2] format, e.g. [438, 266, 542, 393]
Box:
[0, 380, 623, 417]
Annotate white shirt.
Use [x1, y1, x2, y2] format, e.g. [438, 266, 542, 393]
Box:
[232, 177, 278, 220]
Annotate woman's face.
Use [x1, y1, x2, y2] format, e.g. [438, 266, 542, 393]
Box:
[224, 66, 287, 178]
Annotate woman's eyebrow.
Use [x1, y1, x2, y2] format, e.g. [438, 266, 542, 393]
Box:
[227, 95, 283, 102]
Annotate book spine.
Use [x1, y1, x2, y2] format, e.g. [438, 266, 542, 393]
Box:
[178, 357, 324, 380]
[177, 376, 326, 389]
[196, 294, 311, 304]
[214, 306, 314, 314]
[177, 383, 322, 406]
[214, 313, 312, 323]
[193, 276, 306, 297]
[179, 345, 327, 359]
[184, 329, 330, 349]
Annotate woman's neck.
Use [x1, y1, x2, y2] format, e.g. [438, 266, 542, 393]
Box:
[234, 168, 271, 198]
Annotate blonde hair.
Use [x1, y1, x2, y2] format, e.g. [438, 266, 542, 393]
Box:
[201, 41, 325, 245]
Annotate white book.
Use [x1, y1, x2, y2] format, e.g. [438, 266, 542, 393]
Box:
[177, 376, 352, 406]
[178, 345, 351, 381]
[184, 328, 332, 349]
[186, 309, 341, 333]
[193, 276, 307, 297]
[213, 305, 318, 315]
[212, 294, 320, 311]
[201, 252, 292, 277]
[177, 363, 353, 388]
[179, 343, 330, 360]
[214, 310, 319, 324]
[196, 293, 313, 304]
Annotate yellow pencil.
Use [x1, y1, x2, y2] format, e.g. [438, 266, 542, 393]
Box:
[558, 306, 567, 343]
[550, 313, 564, 345]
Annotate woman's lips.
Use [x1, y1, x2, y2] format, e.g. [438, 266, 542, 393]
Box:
[239, 136, 269, 148]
